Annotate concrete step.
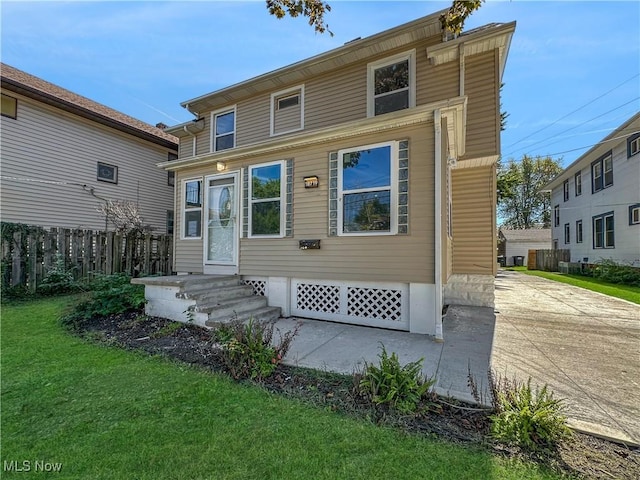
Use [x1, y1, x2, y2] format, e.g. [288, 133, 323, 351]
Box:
[178, 284, 255, 302]
[205, 306, 282, 328]
[196, 295, 269, 320]
[179, 275, 242, 291]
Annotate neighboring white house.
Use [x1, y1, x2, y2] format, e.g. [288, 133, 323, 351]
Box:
[0, 63, 178, 233]
[498, 228, 551, 266]
[544, 112, 640, 266]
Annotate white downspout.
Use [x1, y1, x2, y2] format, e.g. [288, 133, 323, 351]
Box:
[183, 125, 197, 157]
[434, 110, 444, 341]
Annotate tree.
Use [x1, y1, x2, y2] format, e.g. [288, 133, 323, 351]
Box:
[266, 0, 332, 35]
[97, 200, 153, 235]
[498, 155, 563, 229]
[440, 0, 485, 34]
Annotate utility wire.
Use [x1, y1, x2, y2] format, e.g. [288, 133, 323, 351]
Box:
[503, 98, 640, 158]
[503, 73, 640, 150]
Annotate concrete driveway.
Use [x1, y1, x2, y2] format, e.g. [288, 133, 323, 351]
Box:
[493, 270, 640, 445]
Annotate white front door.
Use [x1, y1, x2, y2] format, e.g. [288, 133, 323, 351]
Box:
[204, 172, 239, 274]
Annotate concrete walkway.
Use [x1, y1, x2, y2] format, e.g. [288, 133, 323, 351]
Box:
[493, 270, 640, 446]
[276, 269, 639, 445]
[277, 304, 496, 405]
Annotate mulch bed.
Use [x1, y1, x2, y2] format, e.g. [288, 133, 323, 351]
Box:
[78, 312, 639, 480]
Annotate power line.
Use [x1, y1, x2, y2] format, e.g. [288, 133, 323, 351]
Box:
[503, 98, 640, 158]
[504, 73, 640, 150]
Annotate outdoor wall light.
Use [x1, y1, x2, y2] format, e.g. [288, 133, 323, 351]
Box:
[216, 161, 226, 172]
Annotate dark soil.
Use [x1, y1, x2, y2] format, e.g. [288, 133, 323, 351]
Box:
[78, 312, 639, 480]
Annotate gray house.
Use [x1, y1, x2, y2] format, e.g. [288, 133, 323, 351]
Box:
[1, 63, 178, 233]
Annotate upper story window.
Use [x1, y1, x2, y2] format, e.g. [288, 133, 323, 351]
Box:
[367, 50, 416, 117]
[97, 162, 118, 184]
[630, 204, 640, 225]
[182, 179, 202, 239]
[574, 171, 582, 196]
[270, 85, 304, 136]
[1, 93, 17, 119]
[628, 133, 640, 158]
[211, 107, 235, 152]
[249, 161, 285, 237]
[576, 220, 583, 243]
[167, 152, 178, 187]
[554, 205, 560, 227]
[563, 180, 569, 201]
[338, 142, 398, 235]
[564, 223, 570, 244]
[591, 151, 613, 193]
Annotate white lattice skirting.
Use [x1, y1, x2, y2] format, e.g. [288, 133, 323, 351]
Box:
[291, 279, 410, 331]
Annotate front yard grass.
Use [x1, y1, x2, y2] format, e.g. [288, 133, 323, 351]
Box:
[506, 266, 640, 304]
[0, 297, 560, 480]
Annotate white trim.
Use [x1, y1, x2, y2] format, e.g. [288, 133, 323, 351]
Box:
[210, 105, 236, 152]
[366, 49, 416, 118]
[248, 160, 286, 238]
[203, 171, 240, 272]
[180, 177, 203, 240]
[433, 110, 443, 341]
[337, 141, 399, 236]
[270, 84, 305, 137]
[409, 283, 436, 335]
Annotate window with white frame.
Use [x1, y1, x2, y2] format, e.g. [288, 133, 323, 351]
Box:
[564, 223, 570, 244]
[593, 212, 614, 249]
[249, 161, 285, 237]
[338, 142, 397, 235]
[574, 171, 582, 196]
[212, 108, 235, 152]
[1, 93, 17, 119]
[182, 179, 202, 238]
[270, 85, 304, 136]
[367, 51, 416, 117]
[554, 204, 560, 227]
[576, 220, 583, 243]
[563, 180, 569, 201]
[591, 152, 613, 193]
[630, 204, 640, 225]
[628, 133, 640, 158]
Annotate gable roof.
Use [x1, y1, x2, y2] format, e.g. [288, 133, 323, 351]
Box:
[543, 111, 640, 191]
[175, 10, 514, 119]
[499, 228, 551, 242]
[1, 63, 178, 150]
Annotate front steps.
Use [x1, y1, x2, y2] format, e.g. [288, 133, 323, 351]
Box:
[131, 275, 281, 327]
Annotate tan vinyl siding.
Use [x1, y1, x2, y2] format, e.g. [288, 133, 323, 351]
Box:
[451, 165, 496, 275]
[461, 51, 499, 159]
[236, 95, 271, 146]
[0, 92, 175, 232]
[179, 137, 193, 158]
[418, 56, 459, 106]
[195, 115, 211, 155]
[174, 123, 435, 283]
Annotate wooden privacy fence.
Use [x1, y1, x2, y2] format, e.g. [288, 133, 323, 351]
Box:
[1, 225, 173, 292]
[530, 249, 570, 272]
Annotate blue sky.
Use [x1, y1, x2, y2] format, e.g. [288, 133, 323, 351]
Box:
[2, 1, 638, 167]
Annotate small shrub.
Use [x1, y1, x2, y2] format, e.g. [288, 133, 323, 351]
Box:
[37, 254, 82, 295]
[589, 259, 640, 286]
[60, 273, 145, 331]
[152, 321, 183, 339]
[490, 376, 572, 452]
[357, 344, 434, 414]
[213, 317, 299, 380]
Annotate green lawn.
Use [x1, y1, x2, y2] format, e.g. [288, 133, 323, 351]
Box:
[506, 267, 640, 304]
[1, 298, 561, 480]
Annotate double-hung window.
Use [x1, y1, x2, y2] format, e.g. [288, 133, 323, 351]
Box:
[367, 51, 416, 117]
[591, 152, 613, 193]
[628, 133, 640, 157]
[553, 205, 560, 227]
[338, 142, 397, 235]
[574, 171, 582, 196]
[563, 180, 569, 201]
[212, 107, 235, 152]
[270, 85, 304, 136]
[593, 212, 614, 249]
[249, 161, 285, 237]
[564, 223, 570, 244]
[576, 220, 583, 243]
[183, 179, 202, 238]
[629, 204, 640, 225]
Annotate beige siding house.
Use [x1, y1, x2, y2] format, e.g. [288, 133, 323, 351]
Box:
[157, 11, 515, 338]
[0, 63, 178, 232]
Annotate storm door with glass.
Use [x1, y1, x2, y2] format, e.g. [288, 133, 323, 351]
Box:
[204, 172, 239, 272]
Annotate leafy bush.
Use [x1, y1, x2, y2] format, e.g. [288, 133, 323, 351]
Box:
[490, 376, 572, 452]
[357, 344, 434, 414]
[60, 273, 145, 331]
[37, 254, 82, 295]
[587, 259, 640, 287]
[213, 317, 299, 380]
